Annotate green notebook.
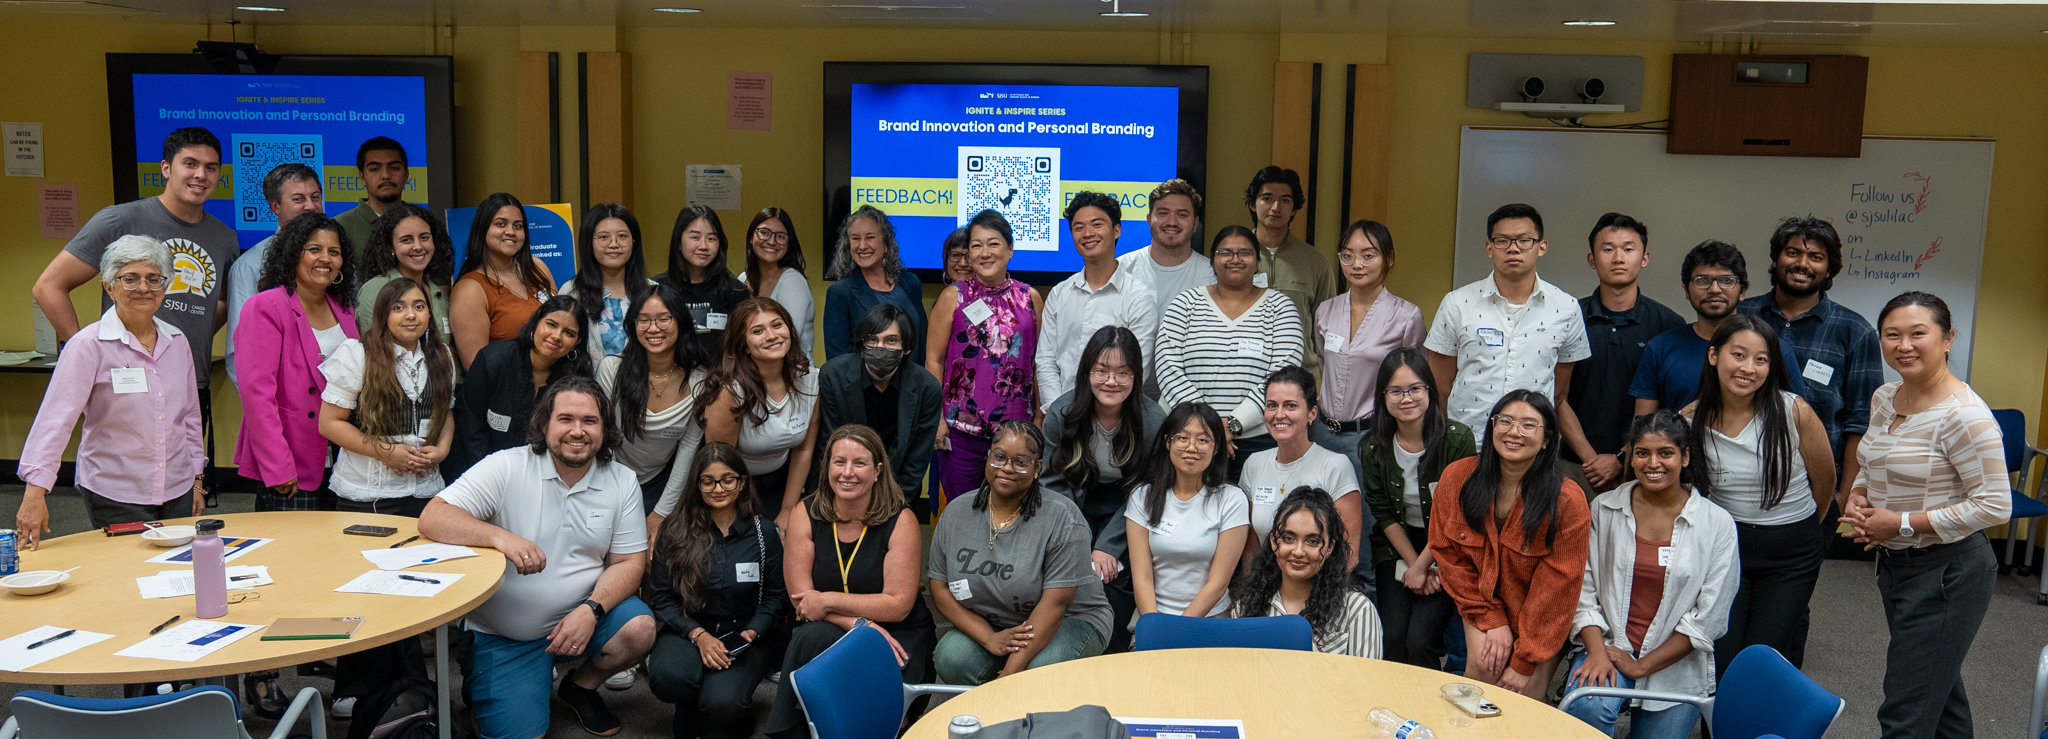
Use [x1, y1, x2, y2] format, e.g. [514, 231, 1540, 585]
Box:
[261, 617, 364, 641]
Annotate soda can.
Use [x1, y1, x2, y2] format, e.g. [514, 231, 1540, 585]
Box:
[948, 715, 982, 738]
[0, 529, 17, 577]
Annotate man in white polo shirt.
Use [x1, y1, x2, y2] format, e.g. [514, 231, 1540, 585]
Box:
[421, 376, 655, 739]
[1425, 203, 1595, 464]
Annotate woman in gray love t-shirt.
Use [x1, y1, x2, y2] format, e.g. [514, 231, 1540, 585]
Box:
[926, 421, 1114, 685]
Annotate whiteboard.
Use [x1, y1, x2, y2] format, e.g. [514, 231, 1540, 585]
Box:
[1454, 127, 1993, 380]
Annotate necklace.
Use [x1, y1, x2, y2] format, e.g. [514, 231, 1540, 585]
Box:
[986, 505, 1020, 549]
[649, 368, 678, 398]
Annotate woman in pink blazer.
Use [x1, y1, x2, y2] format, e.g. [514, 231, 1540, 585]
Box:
[234, 211, 360, 513]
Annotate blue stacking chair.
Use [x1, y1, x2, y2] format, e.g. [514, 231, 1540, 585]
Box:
[790, 621, 967, 739]
[1989, 409, 2048, 577]
[1560, 644, 1842, 739]
[0, 684, 326, 739]
[1131, 613, 1314, 652]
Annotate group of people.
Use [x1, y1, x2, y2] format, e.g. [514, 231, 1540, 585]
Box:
[10, 127, 2015, 739]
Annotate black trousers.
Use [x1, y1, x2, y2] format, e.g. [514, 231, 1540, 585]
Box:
[331, 495, 432, 700]
[1073, 481, 1136, 652]
[642, 454, 679, 516]
[1715, 516, 1827, 676]
[753, 461, 791, 521]
[647, 620, 775, 738]
[1373, 527, 1457, 669]
[1876, 533, 1996, 739]
[79, 485, 197, 529]
[1226, 433, 1278, 483]
[765, 619, 934, 738]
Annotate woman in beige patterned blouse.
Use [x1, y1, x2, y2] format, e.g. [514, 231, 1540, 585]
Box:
[1841, 290, 2010, 739]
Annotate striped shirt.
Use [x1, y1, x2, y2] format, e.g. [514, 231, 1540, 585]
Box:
[1238, 590, 1384, 659]
[1854, 382, 2011, 549]
[1155, 287, 1305, 437]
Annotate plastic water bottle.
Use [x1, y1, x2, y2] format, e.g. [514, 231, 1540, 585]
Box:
[947, 715, 982, 738]
[1368, 707, 1435, 739]
[192, 519, 227, 619]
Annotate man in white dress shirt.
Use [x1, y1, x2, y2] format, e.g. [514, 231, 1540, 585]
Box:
[1036, 191, 1156, 412]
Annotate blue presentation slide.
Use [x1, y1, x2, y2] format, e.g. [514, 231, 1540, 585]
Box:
[850, 82, 1179, 273]
[131, 73, 430, 250]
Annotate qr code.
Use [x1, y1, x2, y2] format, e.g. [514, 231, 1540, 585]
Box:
[231, 133, 324, 231]
[957, 146, 1060, 251]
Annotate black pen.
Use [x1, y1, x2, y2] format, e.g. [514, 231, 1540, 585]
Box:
[397, 575, 440, 585]
[230, 575, 258, 581]
[149, 615, 180, 635]
[27, 630, 76, 649]
[388, 535, 421, 549]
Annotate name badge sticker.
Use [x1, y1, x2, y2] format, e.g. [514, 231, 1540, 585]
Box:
[706, 313, 728, 330]
[486, 410, 511, 432]
[1155, 519, 1178, 537]
[1237, 338, 1264, 358]
[736, 562, 761, 583]
[1253, 487, 1279, 505]
[1802, 359, 1836, 386]
[111, 367, 148, 394]
[1323, 332, 1345, 352]
[962, 299, 994, 326]
[1477, 328, 1506, 347]
[417, 418, 433, 439]
[1252, 273, 1270, 288]
[948, 578, 972, 600]
[1657, 547, 1673, 568]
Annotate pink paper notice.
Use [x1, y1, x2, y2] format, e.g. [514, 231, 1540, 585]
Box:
[39, 184, 78, 240]
[727, 72, 772, 131]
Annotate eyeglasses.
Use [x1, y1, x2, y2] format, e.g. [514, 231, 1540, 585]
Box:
[635, 314, 678, 328]
[986, 450, 1038, 472]
[227, 591, 261, 605]
[1337, 251, 1380, 264]
[1487, 237, 1541, 253]
[1384, 384, 1430, 400]
[1688, 275, 1742, 290]
[113, 274, 168, 291]
[1213, 248, 1257, 261]
[752, 228, 789, 245]
[945, 251, 970, 263]
[1169, 433, 1215, 450]
[698, 475, 743, 491]
[1090, 367, 1134, 385]
[1491, 415, 1545, 435]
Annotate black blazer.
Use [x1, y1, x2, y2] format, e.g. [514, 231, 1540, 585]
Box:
[813, 352, 941, 496]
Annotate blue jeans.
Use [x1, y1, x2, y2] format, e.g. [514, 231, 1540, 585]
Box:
[932, 618, 1106, 686]
[1562, 649, 1703, 739]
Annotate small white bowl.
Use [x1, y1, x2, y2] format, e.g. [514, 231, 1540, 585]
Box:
[2, 570, 70, 596]
[142, 525, 196, 547]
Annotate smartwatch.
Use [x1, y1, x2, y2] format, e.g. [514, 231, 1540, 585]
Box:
[580, 598, 607, 622]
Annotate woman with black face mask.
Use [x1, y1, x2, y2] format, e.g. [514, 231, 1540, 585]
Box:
[814, 304, 942, 506]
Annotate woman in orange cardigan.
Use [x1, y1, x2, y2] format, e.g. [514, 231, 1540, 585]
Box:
[1429, 389, 1590, 698]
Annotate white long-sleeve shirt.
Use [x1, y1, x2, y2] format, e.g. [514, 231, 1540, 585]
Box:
[1572, 484, 1740, 711]
[1034, 264, 1155, 412]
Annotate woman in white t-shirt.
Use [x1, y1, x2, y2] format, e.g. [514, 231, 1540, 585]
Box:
[699, 297, 820, 527]
[1678, 315, 1835, 677]
[595, 282, 710, 532]
[318, 276, 457, 516]
[1125, 402, 1251, 618]
[1238, 366, 1365, 583]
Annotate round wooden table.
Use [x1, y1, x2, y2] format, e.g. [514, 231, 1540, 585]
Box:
[904, 649, 1606, 739]
[0, 511, 503, 684]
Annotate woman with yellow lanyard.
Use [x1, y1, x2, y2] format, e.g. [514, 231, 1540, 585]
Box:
[764, 424, 936, 739]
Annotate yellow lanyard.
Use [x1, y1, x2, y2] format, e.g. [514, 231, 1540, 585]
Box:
[832, 524, 869, 594]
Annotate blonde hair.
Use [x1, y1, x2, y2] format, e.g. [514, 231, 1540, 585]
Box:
[807, 424, 904, 527]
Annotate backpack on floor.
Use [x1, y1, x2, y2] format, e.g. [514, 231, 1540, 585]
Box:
[346, 675, 461, 739]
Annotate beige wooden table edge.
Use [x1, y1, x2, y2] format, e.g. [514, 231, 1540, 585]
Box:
[903, 648, 1607, 739]
[0, 511, 506, 685]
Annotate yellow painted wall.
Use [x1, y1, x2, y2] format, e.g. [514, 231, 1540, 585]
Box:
[1, 15, 2043, 471]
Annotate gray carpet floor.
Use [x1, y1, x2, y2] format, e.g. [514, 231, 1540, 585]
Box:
[4, 485, 2046, 738]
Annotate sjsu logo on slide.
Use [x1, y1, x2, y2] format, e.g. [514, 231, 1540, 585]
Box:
[165, 238, 217, 297]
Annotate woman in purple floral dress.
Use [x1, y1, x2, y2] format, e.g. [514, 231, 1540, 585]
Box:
[925, 209, 1044, 505]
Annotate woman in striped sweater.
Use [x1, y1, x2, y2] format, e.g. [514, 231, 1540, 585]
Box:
[1155, 225, 1305, 481]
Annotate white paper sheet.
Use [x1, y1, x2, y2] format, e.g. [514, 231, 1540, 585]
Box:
[145, 537, 274, 565]
[1115, 717, 1247, 739]
[112, 620, 264, 663]
[334, 570, 465, 598]
[0, 626, 115, 673]
[360, 543, 477, 571]
[135, 566, 272, 599]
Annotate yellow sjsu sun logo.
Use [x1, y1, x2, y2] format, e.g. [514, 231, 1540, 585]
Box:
[164, 238, 217, 298]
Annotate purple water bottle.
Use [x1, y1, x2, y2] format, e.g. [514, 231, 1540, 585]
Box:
[192, 519, 227, 618]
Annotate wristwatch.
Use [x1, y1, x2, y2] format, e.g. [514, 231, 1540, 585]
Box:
[1226, 417, 1243, 436]
[1899, 512, 1917, 538]
[580, 598, 607, 621]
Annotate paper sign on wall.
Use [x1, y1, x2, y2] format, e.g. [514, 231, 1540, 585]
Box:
[727, 72, 772, 131]
[6, 122, 43, 177]
[39, 184, 77, 239]
[686, 165, 743, 211]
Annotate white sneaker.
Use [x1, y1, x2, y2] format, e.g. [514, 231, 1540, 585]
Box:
[768, 671, 782, 684]
[604, 668, 635, 690]
[332, 697, 357, 719]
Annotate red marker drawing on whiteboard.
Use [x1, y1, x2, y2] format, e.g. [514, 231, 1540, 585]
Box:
[1914, 237, 1942, 271]
[1904, 172, 1933, 214]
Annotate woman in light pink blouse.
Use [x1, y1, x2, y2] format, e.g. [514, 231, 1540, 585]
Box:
[1841, 290, 2008, 739]
[1310, 220, 1425, 490]
[15, 235, 204, 549]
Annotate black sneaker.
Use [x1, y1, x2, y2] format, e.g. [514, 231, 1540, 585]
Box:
[554, 675, 624, 736]
[243, 672, 287, 720]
